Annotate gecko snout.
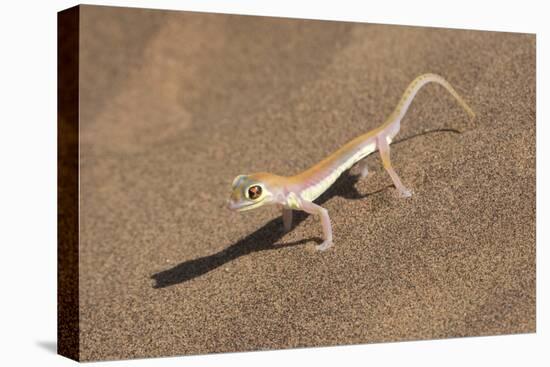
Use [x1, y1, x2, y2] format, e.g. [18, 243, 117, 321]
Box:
[226, 198, 235, 210]
[227, 198, 241, 211]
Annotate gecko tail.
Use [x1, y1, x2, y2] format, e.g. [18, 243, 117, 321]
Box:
[385, 73, 476, 127]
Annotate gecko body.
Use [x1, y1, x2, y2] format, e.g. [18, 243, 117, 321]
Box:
[227, 74, 475, 251]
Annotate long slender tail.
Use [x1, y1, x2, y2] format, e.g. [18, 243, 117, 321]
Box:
[383, 73, 475, 127]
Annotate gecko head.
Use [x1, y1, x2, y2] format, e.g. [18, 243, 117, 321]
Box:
[227, 173, 282, 212]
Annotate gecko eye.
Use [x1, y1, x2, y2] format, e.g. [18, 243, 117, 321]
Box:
[247, 185, 262, 200]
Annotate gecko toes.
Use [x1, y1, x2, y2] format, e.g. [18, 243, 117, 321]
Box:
[316, 240, 334, 251]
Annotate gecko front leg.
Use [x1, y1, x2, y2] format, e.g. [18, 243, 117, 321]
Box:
[282, 208, 293, 232]
[300, 200, 333, 251]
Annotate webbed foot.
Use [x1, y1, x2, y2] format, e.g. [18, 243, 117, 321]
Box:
[316, 240, 333, 251]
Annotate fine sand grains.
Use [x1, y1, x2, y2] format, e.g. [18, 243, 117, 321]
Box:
[76, 6, 535, 361]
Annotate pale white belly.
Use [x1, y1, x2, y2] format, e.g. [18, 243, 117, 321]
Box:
[300, 142, 378, 202]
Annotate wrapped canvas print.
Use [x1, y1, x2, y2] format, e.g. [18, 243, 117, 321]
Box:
[58, 5, 536, 362]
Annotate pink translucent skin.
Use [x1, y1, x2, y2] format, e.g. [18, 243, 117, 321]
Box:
[228, 74, 475, 251]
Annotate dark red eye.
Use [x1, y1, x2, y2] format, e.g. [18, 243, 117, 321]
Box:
[248, 185, 262, 200]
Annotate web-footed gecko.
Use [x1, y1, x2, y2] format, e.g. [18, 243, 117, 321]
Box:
[227, 73, 475, 251]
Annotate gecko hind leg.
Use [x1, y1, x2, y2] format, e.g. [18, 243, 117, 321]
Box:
[377, 136, 412, 198]
[357, 159, 369, 178]
[300, 200, 333, 251]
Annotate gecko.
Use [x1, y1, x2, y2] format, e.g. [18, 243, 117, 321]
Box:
[227, 73, 475, 251]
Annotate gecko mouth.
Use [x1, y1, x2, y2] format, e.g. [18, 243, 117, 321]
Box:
[227, 198, 265, 211]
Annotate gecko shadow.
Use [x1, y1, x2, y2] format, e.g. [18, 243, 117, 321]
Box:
[151, 128, 460, 288]
[151, 173, 369, 288]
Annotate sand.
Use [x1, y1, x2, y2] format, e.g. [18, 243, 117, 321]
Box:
[72, 5, 535, 361]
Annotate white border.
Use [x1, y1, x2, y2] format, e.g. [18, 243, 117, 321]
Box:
[0, 1, 546, 366]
